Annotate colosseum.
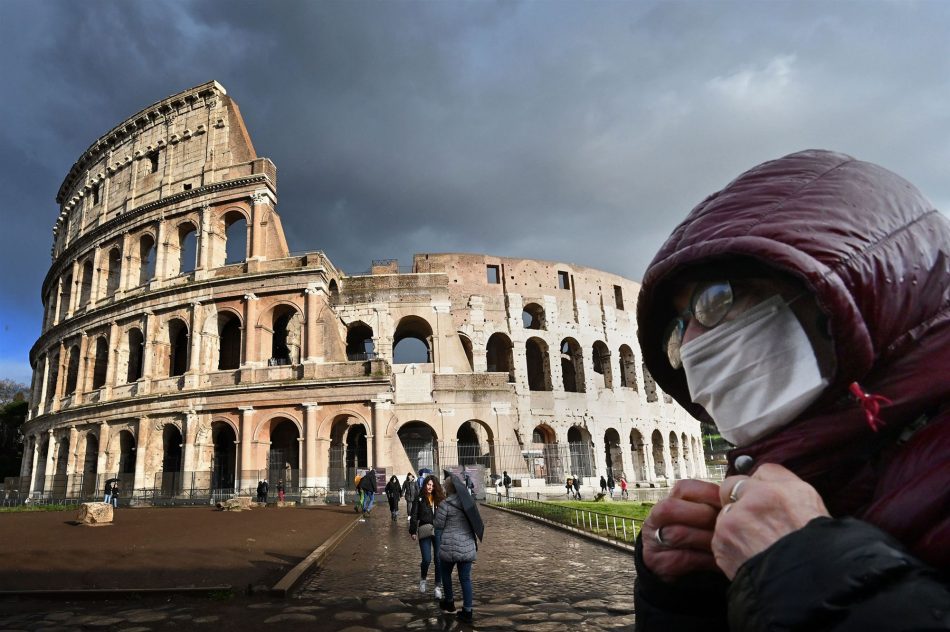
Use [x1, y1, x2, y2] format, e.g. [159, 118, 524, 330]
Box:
[19, 80, 704, 503]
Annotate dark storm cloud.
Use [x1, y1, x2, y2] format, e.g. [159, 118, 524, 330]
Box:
[3, 0, 950, 382]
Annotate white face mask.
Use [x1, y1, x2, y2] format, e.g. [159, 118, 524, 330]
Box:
[679, 295, 828, 447]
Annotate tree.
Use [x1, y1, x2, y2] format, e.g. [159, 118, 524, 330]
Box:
[0, 380, 29, 479]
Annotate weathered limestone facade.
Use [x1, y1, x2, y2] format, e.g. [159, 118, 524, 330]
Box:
[21, 81, 703, 500]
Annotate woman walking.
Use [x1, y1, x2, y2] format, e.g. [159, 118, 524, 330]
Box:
[409, 474, 444, 599]
[385, 475, 402, 522]
[402, 472, 417, 519]
[435, 476, 478, 623]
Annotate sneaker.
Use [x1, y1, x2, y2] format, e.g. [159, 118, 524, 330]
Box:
[456, 609, 473, 623]
[419, 579, 427, 593]
[439, 599, 456, 613]
[434, 585, 443, 600]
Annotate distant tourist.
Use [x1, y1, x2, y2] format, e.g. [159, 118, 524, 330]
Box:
[502, 471, 512, 498]
[385, 475, 402, 522]
[565, 476, 574, 498]
[358, 467, 377, 516]
[261, 479, 269, 504]
[573, 477, 581, 500]
[435, 476, 478, 622]
[619, 476, 629, 500]
[256, 480, 265, 503]
[353, 474, 364, 514]
[107, 480, 119, 508]
[409, 474, 444, 599]
[607, 474, 615, 498]
[402, 472, 418, 518]
[277, 480, 285, 503]
[600, 475, 608, 496]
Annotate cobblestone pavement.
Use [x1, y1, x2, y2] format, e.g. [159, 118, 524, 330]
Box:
[0, 505, 635, 631]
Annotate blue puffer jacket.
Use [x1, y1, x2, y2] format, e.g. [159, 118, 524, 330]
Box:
[434, 494, 476, 562]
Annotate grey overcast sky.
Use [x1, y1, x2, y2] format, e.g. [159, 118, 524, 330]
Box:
[2, 0, 949, 385]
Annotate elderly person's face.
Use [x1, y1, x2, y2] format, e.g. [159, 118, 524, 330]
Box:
[665, 275, 835, 379]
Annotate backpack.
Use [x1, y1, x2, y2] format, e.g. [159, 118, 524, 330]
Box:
[503, 474, 511, 487]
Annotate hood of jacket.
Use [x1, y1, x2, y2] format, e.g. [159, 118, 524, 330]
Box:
[637, 149, 950, 516]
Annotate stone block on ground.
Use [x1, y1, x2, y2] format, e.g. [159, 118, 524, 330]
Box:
[216, 496, 254, 511]
[76, 502, 113, 525]
[276, 501, 296, 508]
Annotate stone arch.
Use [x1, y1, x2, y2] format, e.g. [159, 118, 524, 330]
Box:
[619, 344, 638, 390]
[456, 419, 494, 470]
[138, 233, 157, 286]
[522, 302, 546, 330]
[261, 303, 302, 366]
[91, 336, 109, 390]
[328, 279, 340, 305]
[166, 318, 189, 377]
[64, 343, 81, 396]
[651, 429, 666, 478]
[81, 432, 99, 497]
[45, 349, 60, 407]
[531, 424, 563, 483]
[525, 336, 552, 391]
[567, 425, 594, 477]
[266, 417, 300, 489]
[486, 332, 514, 381]
[105, 246, 122, 296]
[328, 414, 372, 490]
[643, 362, 659, 402]
[397, 420, 440, 474]
[560, 337, 585, 393]
[222, 209, 249, 266]
[58, 271, 72, 322]
[211, 420, 237, 490]
[345, 321, 375, 361]
[681, 432, 692, 477]
[604, 427, 622, 479]
[79, 258, 94, 307]
[592, 340, 613, 389]
[629, 428, 647, 482]
[393, 315, 433, 364]
[168, 220, 199, 276]
[53, 434, 70, 496]
[34, 436, 49, 493]
[160, 424, 183, 495]
[124, 327, 145, 383]
[205, 309, 243, 371]
[669, 431, 682, 479]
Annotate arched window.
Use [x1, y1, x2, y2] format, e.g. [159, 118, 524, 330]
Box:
[525, 337, 552, 391]
[58, 273, 72, 322]
[126, 328, 144, 383]
[592, 341, 613, 389]
[92, 337, 109, 389]
[269, 306, 302, 365]
[459, 333, 474, 371]
[346, 322, 375, 361]
[560, 338, 585, 393]
[522, 303, 545, 330]
[486, 332, 514, 381]
[224, 211, 248, 265]
[168, 319, 189, 377]
[64, 344, 80, 395]
[218, 313, 242, 370]
[79, 260, 94, 307]
[139, 234, 156, 285]
[178, 223, 198, 275]
[618, 345, 638, 390]
[643, 362, 658, 403]
[105, 248, 122, 296]
[328, 280, 340, 305]
[393, 316, 433, 364]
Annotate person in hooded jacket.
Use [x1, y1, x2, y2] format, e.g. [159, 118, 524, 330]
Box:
[357, 467, 377, 516]
[633, 150, 950, 632]
[434, 476, 478, 623]
[409, 474, 444, 600]
[385, 475, 402, 522]
[402, 472, 417, 517]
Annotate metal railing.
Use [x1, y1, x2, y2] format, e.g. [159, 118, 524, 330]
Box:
[485, 492, 640, 546]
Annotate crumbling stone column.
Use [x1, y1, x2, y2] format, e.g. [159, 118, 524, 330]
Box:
[133, 419, 149, 492]
[89, 245, 102, 306]
[74, 333, 89, 404]
[154, 220, 168, 281]
[65, 426, 79, 497]
[302, 403, 319, 488]
[43, 430, 56, 493]
[96, 421, 111, 478]
[304, 287, 320, 362]
[238, 406, 255, 491]
[243, 293, 259, 366]
[182, 410, 197, 475]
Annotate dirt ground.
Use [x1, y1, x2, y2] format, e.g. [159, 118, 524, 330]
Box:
[0, 505, 355, 592]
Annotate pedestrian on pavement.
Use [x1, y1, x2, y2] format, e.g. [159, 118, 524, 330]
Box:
[633, 150, 950, 631]
[385, 474, 402, 522]
[572, 476, 581, 500]
[607, 474, 615, 498]
[600, 475, 608, 496]
[409, 474, 444, 599]
[277, 480, 285, 503]
[619, 476, 629, 500]
[565, 476, 574, 498]
[403, 472, 418, 518]
[435, 476, 478, 623]
[358, 467, 377, 516]
[502, 471, 511, 498]
[353, 474, 364, 513]
[261, 479, 269, 504]
[107, 480, 119, 508]
[256, 480, 264, 503]
[462, 469, 476, 496]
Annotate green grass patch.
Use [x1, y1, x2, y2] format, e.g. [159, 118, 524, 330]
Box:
[490, 498, 649, 544]
[547, 500, 652, 522]
[0, 504, 75, 513]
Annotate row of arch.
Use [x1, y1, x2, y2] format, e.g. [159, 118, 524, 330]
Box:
[46, 211, 249, 330]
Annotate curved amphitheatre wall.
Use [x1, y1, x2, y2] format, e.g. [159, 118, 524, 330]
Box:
[20, 81, 705, 501]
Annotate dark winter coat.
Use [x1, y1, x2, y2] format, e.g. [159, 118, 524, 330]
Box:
[434, 494, 477, 562]
[385, 477, 402, 501]
[357, 469, 377, 494]
[403, 477, 418, 503]
[634, 150, 950, 631]
[408, 494, 437, 537]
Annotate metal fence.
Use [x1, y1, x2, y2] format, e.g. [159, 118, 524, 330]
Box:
[485, 492, 640, 547]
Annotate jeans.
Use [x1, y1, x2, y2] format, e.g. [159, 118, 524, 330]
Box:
[441, 559, 473, 610]
[362, 491, 375, 512]
[104, 494, 111, 504]
[418, 530, 442, 583]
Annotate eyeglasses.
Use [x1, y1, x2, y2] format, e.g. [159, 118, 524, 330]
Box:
[662, 280, 734, 369]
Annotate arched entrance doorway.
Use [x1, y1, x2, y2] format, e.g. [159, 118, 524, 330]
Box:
[268, 419, 300, 490]
[604, 428, 622, 479]
[212, 422, 237, 491]
[161, 425, 183, 496]
[398, 421, 439, 474]
[82, 434, 99, 498]
[531, 424, 562, 483]
[328, 416, 368, 491]
[116, 430, 136, 493]
[567, 426, 594, 477]
[630, 429, 647, 482]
